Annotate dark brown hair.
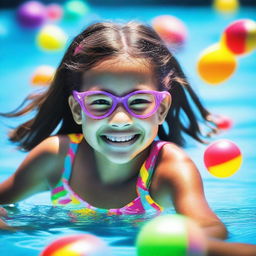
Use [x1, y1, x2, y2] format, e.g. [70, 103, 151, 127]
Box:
[0, 21, 217, 151]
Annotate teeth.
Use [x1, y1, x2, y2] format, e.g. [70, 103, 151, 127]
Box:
[105, 135, 136, 142]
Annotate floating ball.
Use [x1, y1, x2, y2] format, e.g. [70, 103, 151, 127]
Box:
[213, 0, 239, 13]
[214, 116, 233, 130]
[64, 0, 90, 21]
[210, 114, 233, 130]
[204, 139, 242, 178]
[40, 234, 111, 256]
[197, 43, 237, 85]
[16, 1, 47, 28]
[31, 65, 55, 86]
[46, 4, 63, 22]
[36, 25, 68, 51]
[152, 15, 188, 46]
[136, 214, 206, 256]
[221, 19, 256, 55]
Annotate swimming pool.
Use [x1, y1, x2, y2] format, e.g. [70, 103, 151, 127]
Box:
[0, 4, 256, 255]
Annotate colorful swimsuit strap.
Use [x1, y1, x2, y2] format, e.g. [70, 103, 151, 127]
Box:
[51, 134, 83, 204]
[62, 134, 84, 181]
[148, 140, 171, 188]
[136, 140, 170, 212]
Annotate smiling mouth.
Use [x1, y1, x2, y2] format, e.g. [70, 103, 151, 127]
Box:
[101, 134, 140, 145]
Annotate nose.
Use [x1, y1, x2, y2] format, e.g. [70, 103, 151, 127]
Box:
[108, 105, 133, 128]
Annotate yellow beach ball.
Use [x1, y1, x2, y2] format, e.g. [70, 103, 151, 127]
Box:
[213, 0, 239, 13]
[36, 25, 67, 51]
[197, 43, 237, 85]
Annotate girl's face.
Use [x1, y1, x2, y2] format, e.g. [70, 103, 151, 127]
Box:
[69, 57, 171, 164]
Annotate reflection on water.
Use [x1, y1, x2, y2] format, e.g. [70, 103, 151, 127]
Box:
[1, 203, 164, 255]
[1, 202, 255, 255]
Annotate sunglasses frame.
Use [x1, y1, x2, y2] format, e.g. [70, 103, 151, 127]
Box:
[72, 90, 170, 119]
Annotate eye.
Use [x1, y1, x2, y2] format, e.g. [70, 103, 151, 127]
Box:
[91, 99, 111, 105]
[130, 99, 152, 105]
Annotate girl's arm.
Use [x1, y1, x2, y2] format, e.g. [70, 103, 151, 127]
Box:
[207, 238, 256, 256]
[154, 144, 256, 255]
[154, 143, 227, 239]
[0, 136, 64, 204]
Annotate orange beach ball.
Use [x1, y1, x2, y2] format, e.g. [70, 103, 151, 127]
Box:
[197, 43, 237, 85]
[31, 65, 55, 86]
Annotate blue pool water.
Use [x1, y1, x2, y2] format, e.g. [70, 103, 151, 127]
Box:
[0, 4, 256, 255]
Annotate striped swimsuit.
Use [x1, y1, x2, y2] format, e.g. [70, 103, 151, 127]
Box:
[51, 134, 168, 215]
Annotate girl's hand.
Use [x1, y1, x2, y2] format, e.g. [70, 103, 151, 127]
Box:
[0, 207, 14, 230]
[0, 206, 7, 216]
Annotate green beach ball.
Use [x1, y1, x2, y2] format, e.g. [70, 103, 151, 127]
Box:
[136, 214, 206, 256]
[64, 0, 90, 20]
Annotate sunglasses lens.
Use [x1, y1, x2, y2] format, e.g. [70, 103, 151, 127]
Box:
[128, 93, 156, 116]
[81, 92, 158, 118]
[84, 94, 113, 117]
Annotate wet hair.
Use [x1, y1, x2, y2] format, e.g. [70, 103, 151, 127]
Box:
[0, 21, 218, 151]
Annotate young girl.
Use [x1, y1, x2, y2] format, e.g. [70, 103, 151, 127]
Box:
[0, 21, 255, 255]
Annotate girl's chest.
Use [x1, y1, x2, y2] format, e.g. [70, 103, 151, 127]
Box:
[69, 165, 139, 209]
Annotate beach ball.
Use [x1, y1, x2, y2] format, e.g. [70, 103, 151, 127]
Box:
[136, 214, 206, 256]
[152, 15, 188, 46]
[31, 65, 55, 86]
[204, 139, 242, 178]
[208, 114, 233, 130]
[221, 19, 256, 55]
[213, 0, 239, 13]
[16, 1, 47, 28]
[46, 4, 63, 22]
[64, 0, 90, 21]
[40, 234, 111, 256]
[197, 43, 237, 85]
[36, 25, 68, 51]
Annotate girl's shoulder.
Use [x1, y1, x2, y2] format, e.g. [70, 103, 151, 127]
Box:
[30, 134, 81, 188]
[155, 141, 197, 181]
[35, 133, 83, 156]
[159, 141, 190, 163]
[150, 142, 198, 208]
[4, 134, 78, 199]
[33, 134, 69, 156]
[152, 142, 203, 205]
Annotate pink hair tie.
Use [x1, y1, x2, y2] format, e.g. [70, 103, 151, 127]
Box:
[73, 44, 83, 56]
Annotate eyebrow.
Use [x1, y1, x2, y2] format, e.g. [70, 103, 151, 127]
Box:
[95, 88, 144, 96]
